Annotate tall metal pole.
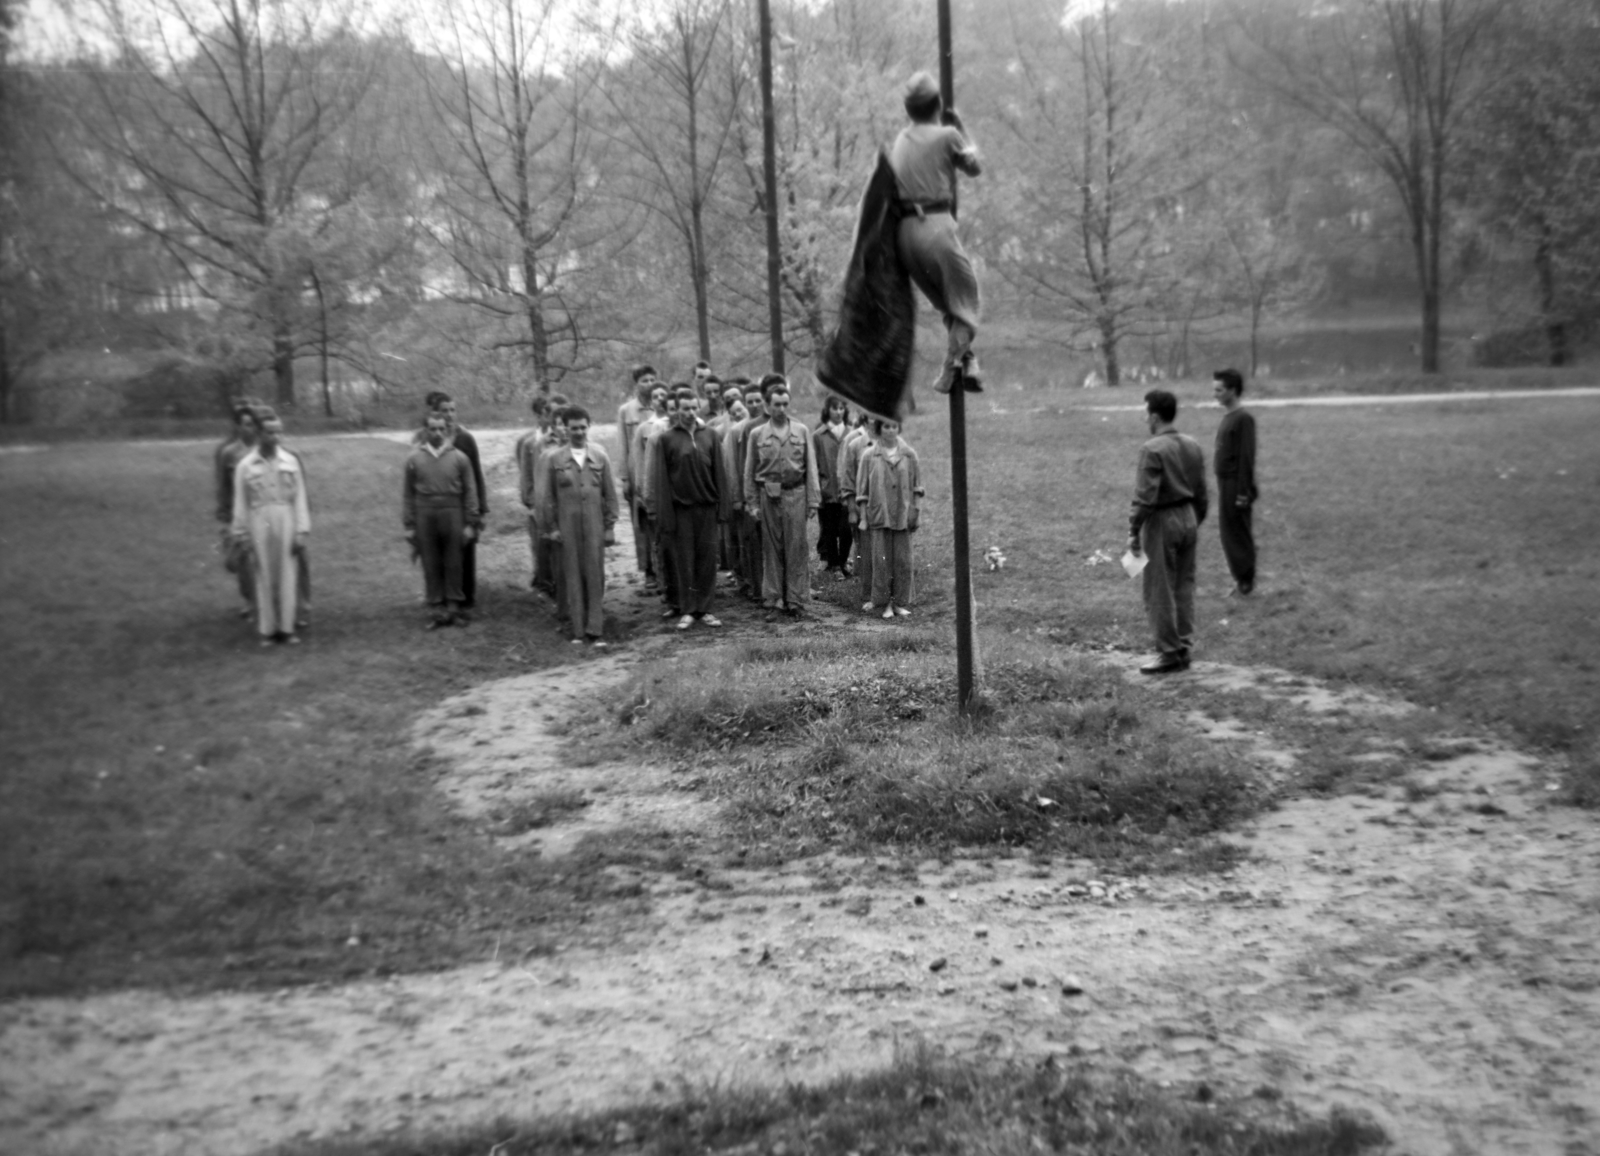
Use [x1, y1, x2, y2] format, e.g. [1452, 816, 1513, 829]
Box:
[938, 0, 977, 712]
[759, 0, 785, 372]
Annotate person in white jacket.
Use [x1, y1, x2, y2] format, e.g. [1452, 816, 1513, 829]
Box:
[231, 410, 311, 645]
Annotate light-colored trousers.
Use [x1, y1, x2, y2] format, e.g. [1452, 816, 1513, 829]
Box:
[246, 503, 301, 637]
[757, 489, 810, 608]
[867, 528, 915, 608]
[1141, 504, 1198, 660]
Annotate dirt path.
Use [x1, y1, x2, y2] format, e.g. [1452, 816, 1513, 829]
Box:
[4, 431, 1597, 1156]
[4, 641, 1598, 1156]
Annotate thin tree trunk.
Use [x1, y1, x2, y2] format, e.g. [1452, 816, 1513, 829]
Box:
[272, 308, 296, 410]
[1534, 219, 1567, 366]
[524, 253, 550, 390]
[0, 313, 11, 424]
[683, 29, 711, 362]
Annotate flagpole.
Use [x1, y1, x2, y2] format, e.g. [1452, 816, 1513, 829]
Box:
[759, 0, 785, 372]
[938, 0, 978, 713]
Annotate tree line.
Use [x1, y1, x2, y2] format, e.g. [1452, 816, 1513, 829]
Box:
[2, 0, 1597, 421]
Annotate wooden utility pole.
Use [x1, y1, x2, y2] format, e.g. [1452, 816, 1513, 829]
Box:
[938, 0, 979, 712]
[758, 0, 785, 371]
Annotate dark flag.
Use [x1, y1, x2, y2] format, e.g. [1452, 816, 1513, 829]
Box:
[817, 150, 917, 422]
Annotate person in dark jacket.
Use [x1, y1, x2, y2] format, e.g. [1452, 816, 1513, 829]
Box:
[1127, 390, 1208, 675]
[1212, 368, 1258, 596]
[650, 386, 730, 630]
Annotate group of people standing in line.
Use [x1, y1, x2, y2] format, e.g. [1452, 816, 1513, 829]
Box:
[512, 363, 925, 646]
[216, 363, 1257, 672]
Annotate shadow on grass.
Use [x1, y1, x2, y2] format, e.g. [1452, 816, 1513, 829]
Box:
[275, 1045, 1386, 1156]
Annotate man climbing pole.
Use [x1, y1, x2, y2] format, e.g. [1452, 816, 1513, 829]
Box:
[891, 70, 983, 396]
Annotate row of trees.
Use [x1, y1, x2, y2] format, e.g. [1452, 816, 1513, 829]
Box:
[2, 0, 1598, 419]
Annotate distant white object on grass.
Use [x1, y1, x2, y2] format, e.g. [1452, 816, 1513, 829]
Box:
[984, 546, 1006, 571]
[1121, 549, 1148, 579]
[1086, 548, 1116, 566]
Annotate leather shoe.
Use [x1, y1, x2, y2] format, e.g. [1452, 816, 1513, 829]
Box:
[960, 351, 983, 392]
[1139, 656, 1188, 675]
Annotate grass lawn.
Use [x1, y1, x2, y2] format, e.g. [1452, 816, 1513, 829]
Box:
[0, 435, 638, 998]
[284, 1046, 1384, 1156]
[3, 388, 1597, 1001]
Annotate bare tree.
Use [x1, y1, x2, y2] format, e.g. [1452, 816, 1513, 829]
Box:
[413, 0, 614, 394]
[994, 0, 1216, 385]
[727, 0, 910, 362]
[1460, 0, 1600, 365]
[600, 0, 742, 363]
[1234, 0, 1503, 372]
[57, 0, 380, 408]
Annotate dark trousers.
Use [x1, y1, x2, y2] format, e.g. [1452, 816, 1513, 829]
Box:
[669, 503, 719, 616]
[417, 504, 465, 608]
[739, 510, 764, 597]
[1217, 478, 1256, 590]
[1141, 504, 1198, 661]
[631, 496, 657, 582]
[461, 539, 477, 606]
[655, 516, 680, 611]
[817, 502, 850, 569]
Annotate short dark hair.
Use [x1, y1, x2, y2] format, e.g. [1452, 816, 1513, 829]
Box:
[1144, 389, 1178, 423]
[820, 396, 847, 424]
[673, 385, 697, 405]
[563, 404, 591, 426]
[760, 373, 788, 402]
[1213, 368, 1244, 396]
[632, 364, 657, 383]
[905, 91, 941, 121]
[694, 360, 711, 371]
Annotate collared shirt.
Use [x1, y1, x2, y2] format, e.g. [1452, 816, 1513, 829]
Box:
[744, 418, 820, 510]
[1130, 429, 1208, 536]
[890, 122, 980, 205]
[814, 422, 848, 503]
[856, 440, 921, 532]
[618, 396, 648, 485]
[631, 413, 668, 496]
[402, 443, 481, 529]
[232, 448, 311, 536]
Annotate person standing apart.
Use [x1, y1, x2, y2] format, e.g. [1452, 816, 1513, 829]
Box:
[1127, 390, 1208, 675]
[652, 385, 730, 630]
[744, 375, 819, 617]
[891, 71, 984, 395]
[404, 412, 482, 630]
[813, 397, 853, 579]
[1212, 368, 1258, 596]
[231, 409, 311, 646]
[855, 419, 922, 618]
[434, 393, 487, 612]
[216, 400, 259, 620]
[618, 366, 659, 590]
[541, 405, 618, 647]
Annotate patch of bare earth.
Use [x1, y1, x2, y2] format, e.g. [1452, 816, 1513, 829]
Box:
[5, 650, 1598, 1156]
[4, 451, 1597, 1156]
